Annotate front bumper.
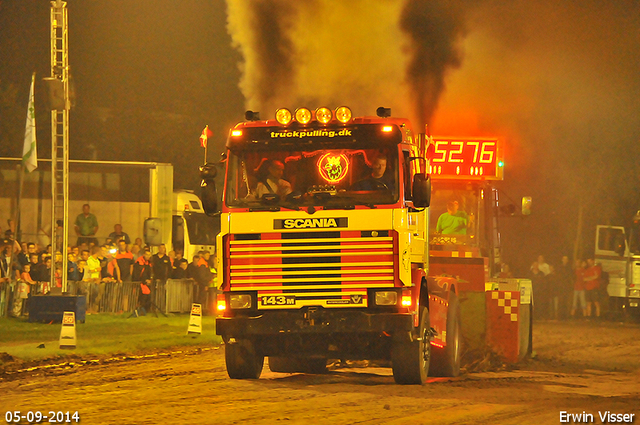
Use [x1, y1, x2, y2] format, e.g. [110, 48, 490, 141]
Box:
[216, 309, 414, 337]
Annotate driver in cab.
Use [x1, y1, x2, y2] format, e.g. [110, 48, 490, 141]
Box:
[254, 159, 292, 199]
[351, 155, 391, 191]
[436, 200, 469, 235]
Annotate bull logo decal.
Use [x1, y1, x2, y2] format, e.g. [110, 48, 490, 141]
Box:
[318, 153, 349, 183]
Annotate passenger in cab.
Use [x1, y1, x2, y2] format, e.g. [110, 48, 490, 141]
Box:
[254, 159, 292, 199]
[436, 200, 469, 235]
[351, 155, 392, 191]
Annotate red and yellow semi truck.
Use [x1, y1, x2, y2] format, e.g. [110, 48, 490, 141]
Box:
[201, 107, 531, 384]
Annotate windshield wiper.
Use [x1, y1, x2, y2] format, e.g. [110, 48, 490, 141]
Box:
[323, 204, 356, 210]
[249, 206, 281, 212]
[279, 205, 300, 211]
[323, 202, 376, 210]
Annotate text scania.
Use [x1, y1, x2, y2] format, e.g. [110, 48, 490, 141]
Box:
[285, 218, 337, 229]
[271, 129, 352, 139]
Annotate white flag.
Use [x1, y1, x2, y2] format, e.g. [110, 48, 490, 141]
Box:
[22, 73, 37, 173]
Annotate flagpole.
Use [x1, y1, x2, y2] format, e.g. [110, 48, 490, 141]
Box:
[13, 163, 25, 279]
[16, 72, 38, 280]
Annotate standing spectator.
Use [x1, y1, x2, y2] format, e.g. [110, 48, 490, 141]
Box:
[530, 261, 547, 319]
[556, 255, 574, 319]
[571, 259, 588, 318]
[101, 245, 120, 282]
[151, 244, 172, 283]
[172, 258, 189, 279]
[86, 247, 102, 311]
[497, 263, 513, 278]
[547, 265, 562, 320]
[108, 224, 131, 245]
[41, 257, 53, 286]
[27, 253, 44, 282]
[21, 263, 37, 294]
[133, 250, 153, 313]
[17, 242, 30, 268]
[131, 244, 142, 261]
[115, 240, 134, 282]
[0, 242, 16, 281]
[187, 254, 200, 280]
[74, 203, 99, 246]
[77, 260, 88, 281]
[13, 265, 31, 316]
[534, 255, 551, 276]
[584, 258, 602, 319]
[195, 251, 214, 312]
[67, 252, 80, 281]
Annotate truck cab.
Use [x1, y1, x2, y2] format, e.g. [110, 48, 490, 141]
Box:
[595, 219, 640, 316]
[171, 190, 219, 261]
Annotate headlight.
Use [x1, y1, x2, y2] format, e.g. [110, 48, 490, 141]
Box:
[294, 107, 312, 124]
[335, 106, 352, 123]
[315, 107, 332, 124]
[375, 291, 398, 306]
[630, 289, 640, 298]
[229, 294, 252, 309]
[275, 108, 292, 125]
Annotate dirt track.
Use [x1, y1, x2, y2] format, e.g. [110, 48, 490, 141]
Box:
[2, 321, 639, 425]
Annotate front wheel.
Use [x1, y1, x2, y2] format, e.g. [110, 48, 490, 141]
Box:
[225, 338, 264, 379]
[392, 306, 431, 384]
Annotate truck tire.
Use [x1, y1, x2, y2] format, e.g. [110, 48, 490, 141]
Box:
[429, 293, 462, 377]
[269, 356, 328, 374]
[392, 306, 431, 384]
[225, 339, 264, 379]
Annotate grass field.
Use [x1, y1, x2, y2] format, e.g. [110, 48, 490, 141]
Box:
[0, 313, 221, 362]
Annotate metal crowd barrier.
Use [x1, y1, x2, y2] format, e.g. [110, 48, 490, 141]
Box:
[1, 278, 198, 316]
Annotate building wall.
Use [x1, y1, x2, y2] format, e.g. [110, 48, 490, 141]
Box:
[0, 163, 154, 248]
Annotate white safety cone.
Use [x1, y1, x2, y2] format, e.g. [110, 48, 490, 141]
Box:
[187, 303, 202, 335]
[59, 311, 77, 349]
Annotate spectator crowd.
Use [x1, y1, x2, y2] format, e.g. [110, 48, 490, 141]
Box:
[0, 204, 217, 318]
[498, 254, 606, 321]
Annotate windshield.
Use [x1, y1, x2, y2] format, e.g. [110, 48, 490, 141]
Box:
[429, 183, 479, 246]
[184, 212, 219, 245]
[225, 148, 399, 209]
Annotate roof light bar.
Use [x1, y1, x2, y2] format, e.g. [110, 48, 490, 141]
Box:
[275, 108, 292, 125]
[315, 107, 332, 124]
[295, 107, 312, 125]
[335, 106, 352, 123]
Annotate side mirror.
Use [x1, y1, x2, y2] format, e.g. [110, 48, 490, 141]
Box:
[412, 174, 431, 208]
[200, 163, 218, 215]
[144, 218, 163, 246]
[522, 196, 532, 216]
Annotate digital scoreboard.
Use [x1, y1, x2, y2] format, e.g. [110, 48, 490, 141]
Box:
[428, 137, 503, 180]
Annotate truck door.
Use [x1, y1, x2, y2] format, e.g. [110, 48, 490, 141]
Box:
[404, 150, 426, 264]
[595, 225, 627, 298]
[172, 215, 185, 256]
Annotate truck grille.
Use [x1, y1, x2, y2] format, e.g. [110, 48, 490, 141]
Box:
[227, 230, 397, 309]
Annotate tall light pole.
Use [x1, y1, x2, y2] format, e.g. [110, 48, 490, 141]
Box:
[50, 0, 70, 291]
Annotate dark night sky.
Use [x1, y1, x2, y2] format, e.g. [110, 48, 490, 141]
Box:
[1, 0, 639, 274]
